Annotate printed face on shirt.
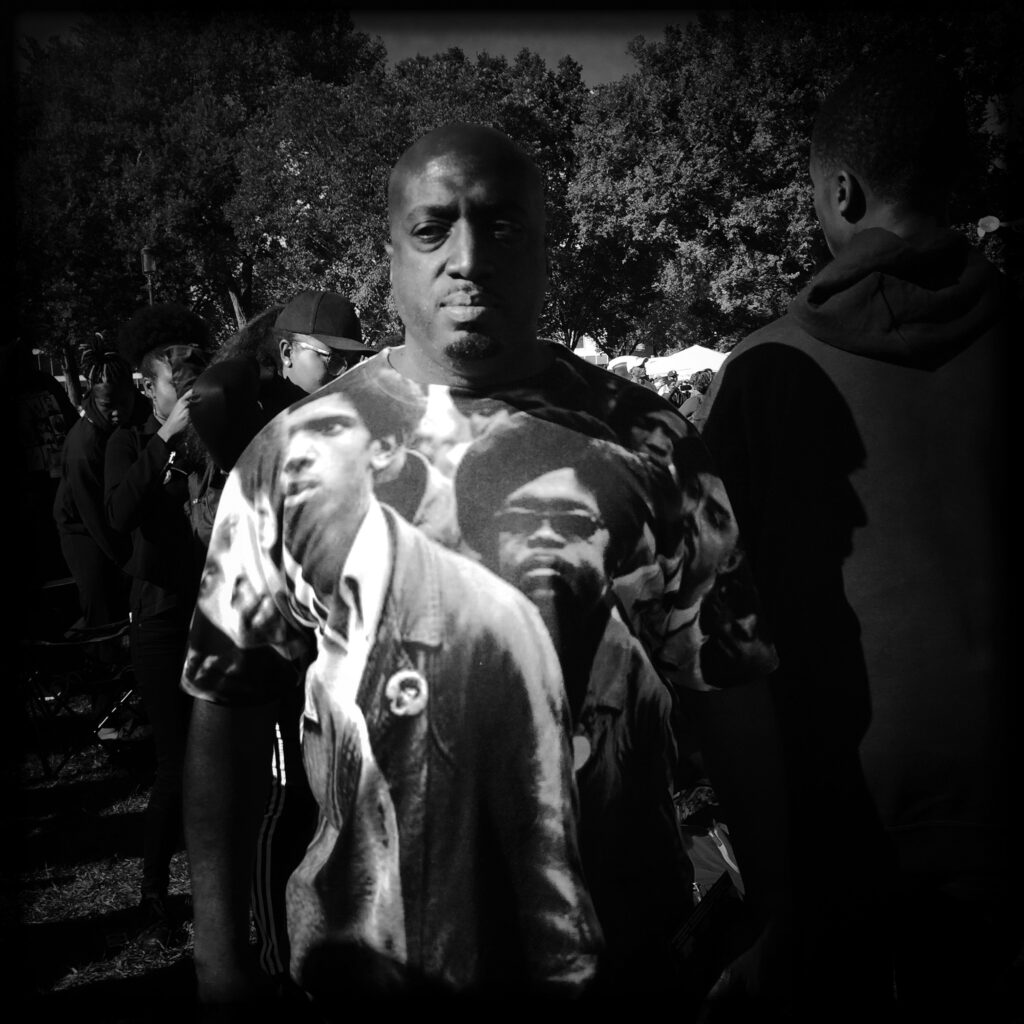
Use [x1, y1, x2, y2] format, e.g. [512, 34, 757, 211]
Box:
[674, 471, 742, 609]
[279, 394, 388, 599]
[386, 130, 548, 379]
[496, 467, 610, 625]
[627, 409, 688, 469]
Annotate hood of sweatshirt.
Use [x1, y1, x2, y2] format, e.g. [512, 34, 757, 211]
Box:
[789, 227, 1007, 370]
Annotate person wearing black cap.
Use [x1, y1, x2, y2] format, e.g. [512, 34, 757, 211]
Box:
[275, 291, 375, 396]
[454, 409, 694, 995]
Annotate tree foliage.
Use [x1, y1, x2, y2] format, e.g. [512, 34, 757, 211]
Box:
[16, 8, 1022, 372]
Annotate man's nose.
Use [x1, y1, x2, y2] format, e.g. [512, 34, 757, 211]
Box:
[282, 450, 313, 479]
[527, 518, 564, 546]
[447, 221, 491, 279]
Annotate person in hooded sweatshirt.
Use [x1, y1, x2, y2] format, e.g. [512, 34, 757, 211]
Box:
[694, 57, 1015, 1019]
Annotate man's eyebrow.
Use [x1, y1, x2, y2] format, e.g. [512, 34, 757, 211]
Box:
[287, 412, 353, 435]
[403, 200, 532, 221]
[505, 495, 597, 511]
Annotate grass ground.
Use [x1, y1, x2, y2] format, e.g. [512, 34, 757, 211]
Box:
[7, 680, 198, 1022]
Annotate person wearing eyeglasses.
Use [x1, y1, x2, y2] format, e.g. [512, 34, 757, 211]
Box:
[453, 409, 695, 996]
[276, 291, 376, 396]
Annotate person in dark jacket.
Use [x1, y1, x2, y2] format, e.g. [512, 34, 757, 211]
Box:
[696, 57, 1015, 1019]
[188, 294, 372, 984]
[53, 341, 143, 628]
[105, 303, 212, 947]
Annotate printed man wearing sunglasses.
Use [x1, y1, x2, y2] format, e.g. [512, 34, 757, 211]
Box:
[454, 409, 694, 994]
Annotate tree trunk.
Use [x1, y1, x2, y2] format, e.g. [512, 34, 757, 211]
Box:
[227, 288, 247, 330]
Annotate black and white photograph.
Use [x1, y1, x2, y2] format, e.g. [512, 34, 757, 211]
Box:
[8, 6, 1022, 1022]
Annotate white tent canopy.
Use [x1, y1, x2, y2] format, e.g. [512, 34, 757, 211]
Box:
[606, 354, 647, 374]
[644, 345, 727, 379]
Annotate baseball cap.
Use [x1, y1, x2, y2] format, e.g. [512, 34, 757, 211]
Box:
[275, 291, 375, 353]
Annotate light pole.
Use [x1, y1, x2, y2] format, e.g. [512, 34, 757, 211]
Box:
[140, 246, 157, 304]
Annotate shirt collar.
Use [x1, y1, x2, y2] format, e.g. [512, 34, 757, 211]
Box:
[339, 497, 390, 640]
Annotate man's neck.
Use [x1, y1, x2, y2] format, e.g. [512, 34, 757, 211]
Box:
[856, 204, 946, 245]
[388, 338, 554, 388]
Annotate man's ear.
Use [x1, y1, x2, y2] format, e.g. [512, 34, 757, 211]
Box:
[279, 338, 292, 365]
[836, 169, 867, 225]
[369, 434, 402, 474]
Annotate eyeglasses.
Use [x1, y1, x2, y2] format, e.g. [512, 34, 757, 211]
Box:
[292, 340, 347, 375]
[494, 508, 605, 540]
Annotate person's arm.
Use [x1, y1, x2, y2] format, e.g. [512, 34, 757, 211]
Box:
[481, 596, 603, 994]
[185, 696, 277, 1003]
[104, 392, 192, 532]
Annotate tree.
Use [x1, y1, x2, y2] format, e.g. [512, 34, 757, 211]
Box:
[15, 11, 388, 367]
[570, 8, 1024, 353]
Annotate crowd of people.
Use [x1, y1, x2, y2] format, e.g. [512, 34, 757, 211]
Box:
[14, 54, 1016, 1022]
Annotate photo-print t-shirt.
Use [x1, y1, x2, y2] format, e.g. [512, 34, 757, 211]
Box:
[181, 342, 778, 994]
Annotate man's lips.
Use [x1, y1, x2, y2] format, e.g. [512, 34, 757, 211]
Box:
[282, 478, 319, 502]
[517, 555, 573, 581]
[440, 292, 499, 319]
[441, 290, 496, 307]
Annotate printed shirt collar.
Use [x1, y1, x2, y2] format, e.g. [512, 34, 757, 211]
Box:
[339, 497, 390, 640]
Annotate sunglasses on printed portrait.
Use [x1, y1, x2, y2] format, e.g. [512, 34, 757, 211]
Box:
[494, 508, 605, 540]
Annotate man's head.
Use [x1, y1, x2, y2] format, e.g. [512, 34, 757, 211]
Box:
[80, 340, 136, 430]
[668, 436, 742, 609]
[118, 303, 210, 419]
[608, 386, 691, 470]
[277, 370, 427, 592]
[118, 305, 211, 467]
[454, 412, 650, 627]
[275, 291, 374, 394]
[810, 57, 968, 256]
[386, 123, 548, 384]
[450, 391, 513, 439]
[688, 369, 715, 395]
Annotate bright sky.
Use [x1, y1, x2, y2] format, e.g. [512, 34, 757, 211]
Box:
[13, 10, 695, 87]
[349, 11, 695, 87]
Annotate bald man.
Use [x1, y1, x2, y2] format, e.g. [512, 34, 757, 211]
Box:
[183, 124, 791, 1014]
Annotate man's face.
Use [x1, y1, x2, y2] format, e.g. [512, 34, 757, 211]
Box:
[278, 395, 384, 588]
[466, 400, 512, 440]
[495, 467, 610, 622]
[628, 409, 687, 468]
[674, 471, 741, 608]
[283, 334, 346, 394]
[387, 147, 547, 379]
[92, 378, 136, 427]
[144, 358, 179, 421]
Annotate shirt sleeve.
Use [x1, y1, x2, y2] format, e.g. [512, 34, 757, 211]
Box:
[104, 424, 170, 534]
[477, 596, 603, 992]
[182, 466, 310, 706]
